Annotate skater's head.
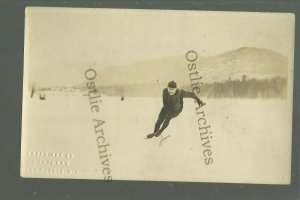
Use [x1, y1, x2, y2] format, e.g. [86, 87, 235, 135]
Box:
[167, 81, 177, 95]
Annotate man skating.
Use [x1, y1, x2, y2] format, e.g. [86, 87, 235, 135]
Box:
[147, 81, 204, 138]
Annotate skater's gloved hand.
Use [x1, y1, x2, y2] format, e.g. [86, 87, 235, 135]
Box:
[197, 99, 205, 107]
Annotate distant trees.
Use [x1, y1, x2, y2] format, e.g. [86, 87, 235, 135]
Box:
[37, 76, 288, 99]
[183, 76, 287, 98]
[100, 76, 287, 98]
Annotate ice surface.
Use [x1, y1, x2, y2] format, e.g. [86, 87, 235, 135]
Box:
[21, 91, 292, 183]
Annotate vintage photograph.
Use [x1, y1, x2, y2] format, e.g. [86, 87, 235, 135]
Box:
[21, 7, 294, 184]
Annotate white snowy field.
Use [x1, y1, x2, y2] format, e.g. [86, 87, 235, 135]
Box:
[21, 91, 292, 184]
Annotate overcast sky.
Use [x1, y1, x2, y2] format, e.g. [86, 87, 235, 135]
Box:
[24, 7, 294, 86]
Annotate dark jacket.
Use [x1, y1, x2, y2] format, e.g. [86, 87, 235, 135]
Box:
[163, 88, 202, 112]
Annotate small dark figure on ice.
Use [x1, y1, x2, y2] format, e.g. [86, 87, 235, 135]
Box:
[39, 93, 46, 100]
[147, 81, 204, 138]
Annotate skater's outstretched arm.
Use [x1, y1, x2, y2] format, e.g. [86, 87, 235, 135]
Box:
[182, 90, 204, 106]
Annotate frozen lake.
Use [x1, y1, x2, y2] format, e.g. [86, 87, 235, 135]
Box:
[21, 91, 292, 184]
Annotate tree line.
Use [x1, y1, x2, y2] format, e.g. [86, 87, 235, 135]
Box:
[38, 76, 287, 99]
[182, 76, 287, 98]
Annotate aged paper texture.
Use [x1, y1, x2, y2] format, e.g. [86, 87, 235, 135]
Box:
[21, 7, 294, 184]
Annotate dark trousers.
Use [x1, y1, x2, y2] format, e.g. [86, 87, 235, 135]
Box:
[154, 107, 182, 133]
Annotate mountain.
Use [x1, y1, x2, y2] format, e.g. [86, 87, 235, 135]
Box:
[200, 47, 288, 82]
[96, 47, 288, 89]
[97, 55, 189, 87]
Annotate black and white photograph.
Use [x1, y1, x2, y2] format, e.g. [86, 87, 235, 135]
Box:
[21, 7, 294, 184]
